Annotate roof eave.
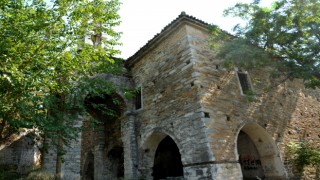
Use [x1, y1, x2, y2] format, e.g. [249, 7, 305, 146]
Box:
[124, 12, 210, 68]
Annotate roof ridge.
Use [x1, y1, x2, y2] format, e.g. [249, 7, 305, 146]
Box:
[125, 12, 211, 66]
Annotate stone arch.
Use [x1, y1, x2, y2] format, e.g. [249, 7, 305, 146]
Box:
[94, 74, 134, 112]
[84, 93, 126, 124]
[81, 92, 125, 179]
[78, 74, 134, 117]
[141, 128, 183, 153]
[81, 78, 129, 179]
[235, 122, 286, 179]
[140, 128, 184, 179]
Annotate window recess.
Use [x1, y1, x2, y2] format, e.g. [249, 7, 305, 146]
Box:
[135, 86, 142, 110]
[237, 71, 253, 95]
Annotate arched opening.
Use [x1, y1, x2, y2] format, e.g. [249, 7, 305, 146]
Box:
[237, 123, 286, 179]
[84, 93, 125, 124]
[83, 152, 94, 180]
[107, 146, 124, 179]
[237, 131, 264, 179]
[82, 93, 125, 179]
[152, 136, 183, 180]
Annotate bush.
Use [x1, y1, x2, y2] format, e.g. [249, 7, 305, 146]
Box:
[0, 168, 20, 180]
[24, 171, 55, 180]
[286, 141, 320, 172]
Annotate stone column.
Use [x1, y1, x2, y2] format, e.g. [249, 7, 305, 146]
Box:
[41, 139, 57, 175]
[122, 111, 138, 179]
[61, 120, 82, 180]
[94, 125, 106, 180]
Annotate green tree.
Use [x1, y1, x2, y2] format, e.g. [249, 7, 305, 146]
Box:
[211, 0, 320, 88]
[0, 0, 122, 177]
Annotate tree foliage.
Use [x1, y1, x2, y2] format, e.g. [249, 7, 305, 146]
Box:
[212, 0, 320, 88]
[0, 0, 122, 147]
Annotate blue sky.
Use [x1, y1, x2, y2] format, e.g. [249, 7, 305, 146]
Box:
[117, 0, 275, 59]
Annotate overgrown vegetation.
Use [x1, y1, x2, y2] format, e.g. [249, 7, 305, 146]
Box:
[286, 141, 320, 172]
[211, 0, 320, 89]
[0, 0, 123, 178]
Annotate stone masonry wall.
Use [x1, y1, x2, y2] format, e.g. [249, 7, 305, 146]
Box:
[128, 22, 215, 179]
[187, 22, 320, 179]
[42, 119, 82, 180]
[80, 112, 124, 179]
[0, 134, 41, 175]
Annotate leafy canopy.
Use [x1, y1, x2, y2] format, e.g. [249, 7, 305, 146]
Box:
[212, 0, 320, 88]
[0, 0, 122, 145]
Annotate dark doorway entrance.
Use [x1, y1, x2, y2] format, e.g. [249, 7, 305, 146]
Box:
[107, 146, 124, 178]
[237, 131, 265, 180]
[83, 152, 94, 180]
[152, 136, 183, 180]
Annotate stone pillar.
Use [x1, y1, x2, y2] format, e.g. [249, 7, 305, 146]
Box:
[122, 111, 138, 179]
[61, 120, 82, 180]
[93, 144, 105, 180]
[94, 125, 106, 180]
[42, 138, 57, 176]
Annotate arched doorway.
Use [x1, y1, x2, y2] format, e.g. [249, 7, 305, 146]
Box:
[236, 123, 286, 179]
[83, 152, 94, 180]
[238, 131, 264, 179]
[152, 136, 183, 180]
[107, 146, 124, 179]
[84, 93, 125, 124]
[82, 93, 125, 179]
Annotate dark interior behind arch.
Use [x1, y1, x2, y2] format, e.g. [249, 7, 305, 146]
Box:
[84, 93, 125, 124]
[152, 136, 183, 180]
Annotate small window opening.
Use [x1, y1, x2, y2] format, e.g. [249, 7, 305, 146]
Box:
[216, 64, 219, 69]
[204, 112, 210, 118]
[190, 81, 194, 87]
[135, 87, 142, 110]
[237, 71, 251, 94]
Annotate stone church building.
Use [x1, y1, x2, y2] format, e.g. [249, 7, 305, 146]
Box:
[1, 12, 320, 180]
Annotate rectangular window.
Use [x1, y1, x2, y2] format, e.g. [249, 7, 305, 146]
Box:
[237, 71, 252, 94]
[135, 87, 142, 110]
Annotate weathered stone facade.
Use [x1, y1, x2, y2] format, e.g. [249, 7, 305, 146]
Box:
[122, 12, 320, 180]
[0, 131, 41, 175]
[2, 12, 320, 180]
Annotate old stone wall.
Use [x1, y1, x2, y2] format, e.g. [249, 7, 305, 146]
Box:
[36, 14, 320, 180]
[42, 119, 82, 180]
[128, 22, 215, 179]
[187, 21, 320, 179]
[81, 114, 124, 180]
[0, 133, 41, 175]
[279, 88, 320, 179]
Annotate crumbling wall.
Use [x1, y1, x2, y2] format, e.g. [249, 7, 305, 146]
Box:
[0, 133, 41, 175]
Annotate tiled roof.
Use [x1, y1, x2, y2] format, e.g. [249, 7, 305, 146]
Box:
[124, 12, 211, 68]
